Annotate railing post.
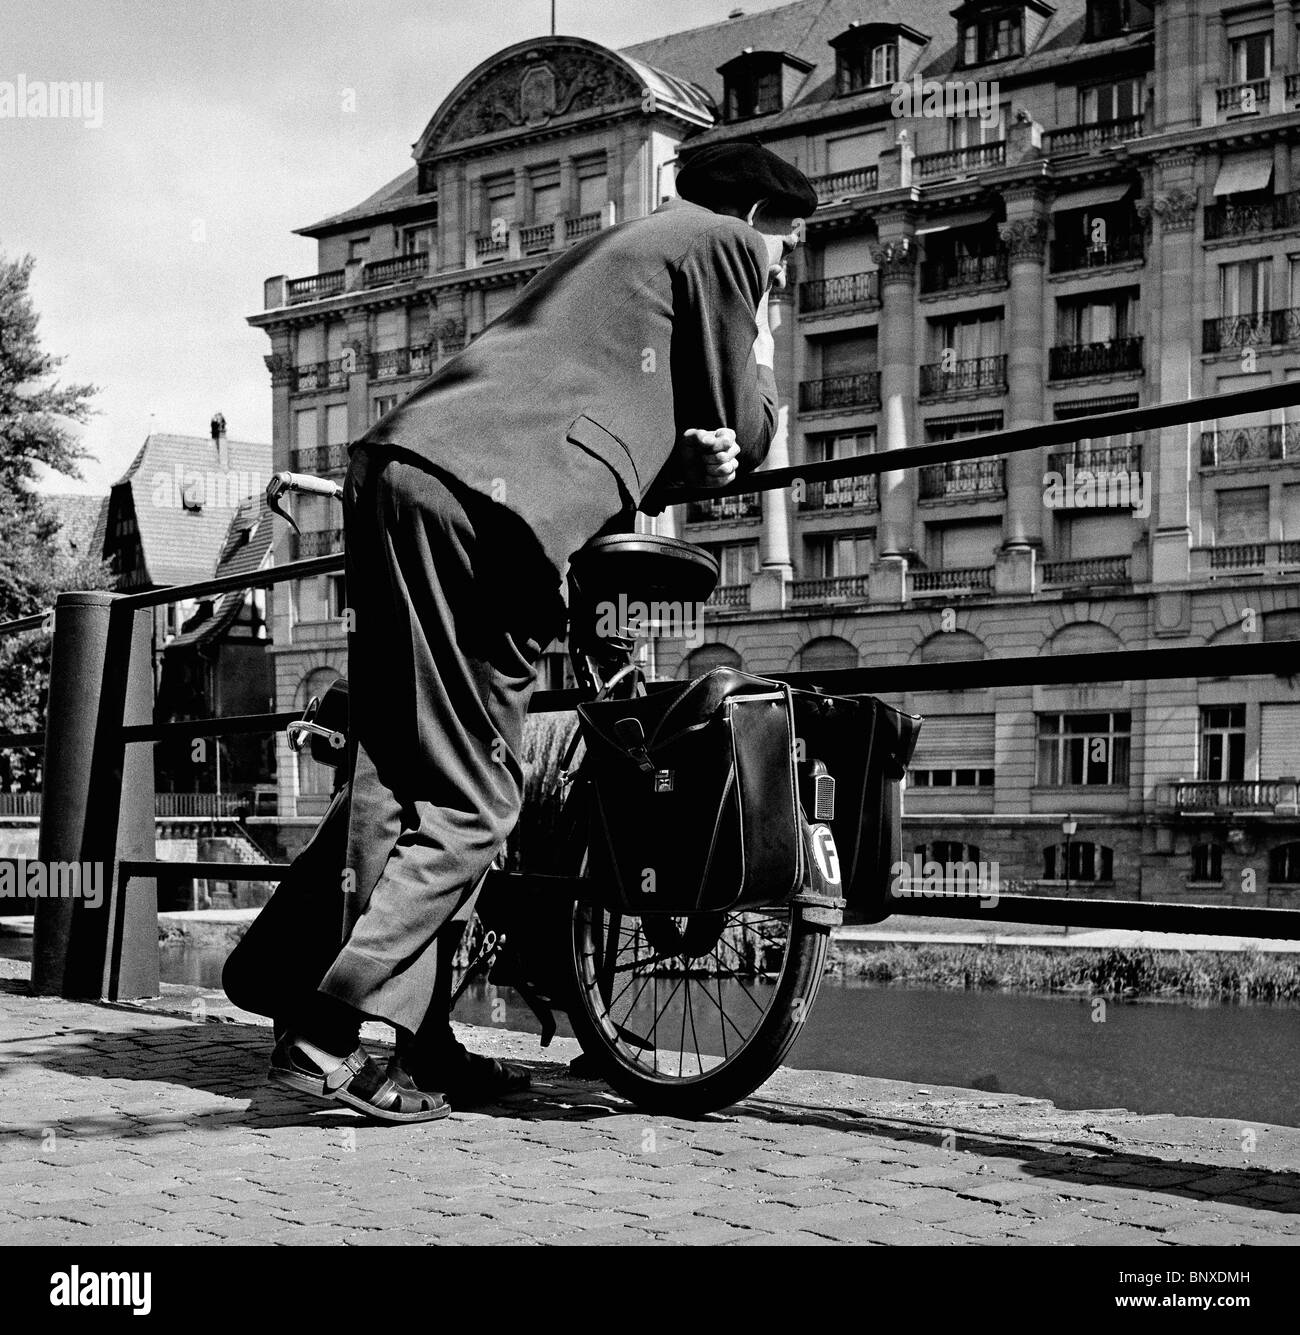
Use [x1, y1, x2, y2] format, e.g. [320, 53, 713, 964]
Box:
[31, 592, 158, 1000]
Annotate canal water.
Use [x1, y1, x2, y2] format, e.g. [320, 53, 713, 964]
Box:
[4, 936, 1297, 1126]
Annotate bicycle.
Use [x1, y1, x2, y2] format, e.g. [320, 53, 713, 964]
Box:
[251, 468, 897, 1117]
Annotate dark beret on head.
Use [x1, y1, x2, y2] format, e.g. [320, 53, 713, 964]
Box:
[675, 139, 818, 218]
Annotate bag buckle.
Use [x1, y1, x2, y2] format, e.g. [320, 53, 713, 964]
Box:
[613, 717, 656, 778]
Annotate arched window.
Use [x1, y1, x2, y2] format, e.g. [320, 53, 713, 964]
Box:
[916, 840, 982, 866]
[1269, 843, 1300, 884]
[1190, 843, 1223, 883]
[798, 636, 857, 673]
[916, 630, 986, 663]
[684, 644, 742, 677]
[296, 668, 341, 798]
[1043, 841, 1114, 882]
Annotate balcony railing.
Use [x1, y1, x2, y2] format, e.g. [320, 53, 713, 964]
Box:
[1199, 540, 1300, 571]
[1047, 443, 1143, 477]
[686, 494, 763, 523]
[1049, 232, 1144, 273]
[799, 372, 881, 413]
[1204, 308, 1300, 353]
[919, 457, 1005, 500]
[292, 443, 349, 473]
[1216, 78, 1270, 114]
[797, 475, 879, 511]
[913, 142, 1006, 181]
[1048, 336, 1143, 379]
[371, 348, 412, 379]
[286, 270, 345, 304]
[363, 252, 429, 287]
[911, 566, 993, 594]
[1043, 115, 1145, 156]
[791, 574, 870, 603]
[809, 167, 878, 203]
[1040, 556, 1132, 587]
[293, 529, 344, 559]
[799, 270, 879, 314]
[292, 359, 348, 393]
[1200, 425, 1299, 466]
[706, 584, 750, 610]
[475, 234, 508, 261]
[919, 355, 1008, 398]
[565, 212, 603, 242]
[920, 251, 1007, 294]
[1204, 190, 1300, 241]
[520, 221, 557, 254]
[1169, 780, 1298, 813]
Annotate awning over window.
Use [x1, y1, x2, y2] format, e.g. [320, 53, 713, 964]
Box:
[1050, 182, 1133, 213]
[915, 208, 996, 236]
[1213, 155, 1274, 197]
[911, 714, 995, 769]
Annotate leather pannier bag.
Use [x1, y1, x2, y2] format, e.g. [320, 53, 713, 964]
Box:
[790, 688, 921, 924]
[576, 667, 804, 915]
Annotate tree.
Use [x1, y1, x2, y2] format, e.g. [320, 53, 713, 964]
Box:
[0, 251, 109, 790]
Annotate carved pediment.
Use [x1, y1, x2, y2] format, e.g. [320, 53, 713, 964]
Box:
[434, 46, 641, 150]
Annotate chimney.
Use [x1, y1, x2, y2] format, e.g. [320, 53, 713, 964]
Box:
[211, 412, 227, 471]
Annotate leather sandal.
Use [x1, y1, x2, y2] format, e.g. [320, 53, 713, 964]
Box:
[269, 1034, 450, 1123]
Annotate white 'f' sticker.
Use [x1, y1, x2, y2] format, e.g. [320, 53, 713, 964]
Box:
[810, 825, 840, 885]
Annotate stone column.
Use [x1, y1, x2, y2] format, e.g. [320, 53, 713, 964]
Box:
[1137, 169, 1199, 589]
[514, 166, 532, 224]
[998, 202, 1048, 582]
[870, 216, 918, 562]
[560, 158, 578, 219]
[342, 323, 370, 440]
[752, 286, 794, 612]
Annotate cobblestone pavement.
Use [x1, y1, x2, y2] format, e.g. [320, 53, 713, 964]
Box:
[1, 960, 1297, 1246]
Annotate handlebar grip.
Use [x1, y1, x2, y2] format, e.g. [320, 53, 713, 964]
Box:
[272, 471, 343, 498]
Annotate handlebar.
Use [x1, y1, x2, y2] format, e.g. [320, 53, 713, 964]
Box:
[266, 470, 343, 532]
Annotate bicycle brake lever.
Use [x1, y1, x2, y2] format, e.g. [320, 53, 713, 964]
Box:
[265, 473, 301, 534]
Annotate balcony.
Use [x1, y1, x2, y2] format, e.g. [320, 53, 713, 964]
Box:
[565, 211, 604, 243]
[1043, 116, 1145, 157]
[287, 270, 345, 304]
[520, 221, 558, 255]
[1047, 443, 1143, 478]
[1204, 190, 1300, 241]
[1200, 425, 1299, 467]
[1040, 556, 1132, 587]
[809, 167, 878, 204]
[799, 372, 881, 413]
[475, 233, 508, 263]
[1048, 336, 1143, 380]
[293, 529, 344, 559]
[919, 251, 1007, 294]
[1216, 78, 1270, 115]
[292, 359, 348, 393]
[686, 494, 762, 524]
[706, 584, 750, 611]
[919, 457, 1005, 501]
[1204, 308, 1300, 354]
[363, 252, 429, 287]
[1049, 232, 1144, 273]
[799, 271, 879, 314]
[1167, 780, 1299, 814]
[913, 142, 1006, 181]
[911, 567, 993, 595]
[370, 345, 433, 380]
[919, 355, 1008, 399]
[791, 574, 870, 603]
[1194, 540, 1300, 573]
[797, 475, 879, 511]
[292, 444, 350, 473]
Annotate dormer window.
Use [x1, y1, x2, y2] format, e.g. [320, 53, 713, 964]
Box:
[719, 49, 812, 121]
[962, 9, 1024, 65]
[831, 22, 928, 96]
[1085, 0, 1153, 42]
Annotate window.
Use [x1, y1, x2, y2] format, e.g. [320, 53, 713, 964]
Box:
[916, 841, 982, 864]
[295, 326, 323, 368]
[530, 165, 562, 222]
[1199, 705, 1245, 781]
[819, 331, 878, 379]
[1215, 487, 1268, 545]
[704, 541, 759, 588]
[1269, 842, 1300, 884]
[348, 236, 370, 262]
[1053, 396, 1138, 463]
[948, 106, 1005, 149]
[1230, 32, 1272, 84]
[1057, 291, 1137, 345]
[928, 520, 1001, 569]
[294, 408, 317, 453]
[1042, 841, 1114, 881]
[374, 309, 403, 354]
[870, 43, 898, 85]
[909, 713, 995, 787]
[962, 8, 1024, 65]
[325, 403, 348, 448]
[577, 157, 608, 215]
[925, 413, 1004, 442]
[724, 56, 784, 120]
[1078, 77, 1143, 123]
[1190, 843, 1224, 883]
[1220, 259, 1271, 318]
[797, 636, 857, 672]
[805, 533, 874, 577]
[402, 225, 434, 254]
[373, 395, 398, 422]
[685, 644, 742, 676]
[484, 175, 516, 230]
[1037, 711, 1131, 786]
[1086, 0, 1154, 41]
[931, 310, 1004, 363]
[909, 767, 994, 787]
[327, 574, 346, 619]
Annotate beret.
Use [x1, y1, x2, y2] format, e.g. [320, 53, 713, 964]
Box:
[676, 139, 818, 218]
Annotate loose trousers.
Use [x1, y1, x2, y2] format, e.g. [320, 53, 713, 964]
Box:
[316, 444, 567, 1034]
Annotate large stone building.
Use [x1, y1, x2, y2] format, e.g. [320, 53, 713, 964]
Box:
[250, 0, 1300, 907]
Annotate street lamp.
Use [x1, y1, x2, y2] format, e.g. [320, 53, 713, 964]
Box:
[1061, 813, 1078, 937]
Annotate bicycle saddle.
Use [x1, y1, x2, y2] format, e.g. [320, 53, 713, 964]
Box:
[568, 533, 719, 606]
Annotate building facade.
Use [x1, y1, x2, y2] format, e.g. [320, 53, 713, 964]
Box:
[250, 0, 1300, 908]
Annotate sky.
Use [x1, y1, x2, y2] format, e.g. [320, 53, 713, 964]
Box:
[0, 0, 796, 496]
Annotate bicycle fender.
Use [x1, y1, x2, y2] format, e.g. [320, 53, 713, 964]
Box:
[791, 821, 846, 927]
